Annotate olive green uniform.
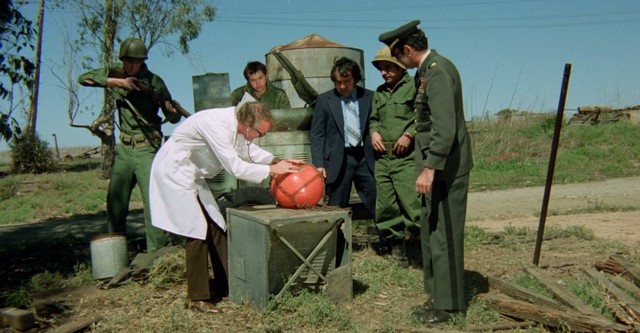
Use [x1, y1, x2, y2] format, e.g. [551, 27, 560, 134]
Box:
[230, 82, 291, 109]
[370, 73, 420, 241]
[78, 63, 174, 251]
[414, 49, 474, 311]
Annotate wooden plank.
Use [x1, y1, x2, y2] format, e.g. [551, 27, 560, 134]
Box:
[48, 313, 103, 333]
[467, 320, 538, 331]
[609, 274, 640, 300]
[525, 266, 608, 320]
[582, 268, 640, 320]
[487, 275, 562, 310]
[610, 255, 640, 287]
[479, 293, 628, 332]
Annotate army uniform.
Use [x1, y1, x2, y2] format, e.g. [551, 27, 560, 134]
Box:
[380, 20, 474, 315]
[78, 39, 178, 251]
[230, 83, 291, 109]
[370, 73, 420, 242]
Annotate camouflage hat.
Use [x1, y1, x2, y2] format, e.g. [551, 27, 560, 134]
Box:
[371, 46, 405, 70]
[378, 20, 421, 50]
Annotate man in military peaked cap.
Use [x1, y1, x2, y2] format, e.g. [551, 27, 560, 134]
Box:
[378, 21, 474, 325]
[378, 20, 420, 50]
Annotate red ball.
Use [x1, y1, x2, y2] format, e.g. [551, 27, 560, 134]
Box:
[270, 164, 324, 209]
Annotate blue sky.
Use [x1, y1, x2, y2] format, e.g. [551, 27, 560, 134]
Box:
[4, 0, 639, 151]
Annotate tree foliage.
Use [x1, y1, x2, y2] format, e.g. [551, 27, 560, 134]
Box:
[71, 0, 216, 70]
[9, 132, 57, 174]
[57, 0, 216, 178]
[0, 0, 35, 142]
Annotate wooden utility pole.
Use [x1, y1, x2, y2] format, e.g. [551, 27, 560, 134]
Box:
[27, 0, 45, 136]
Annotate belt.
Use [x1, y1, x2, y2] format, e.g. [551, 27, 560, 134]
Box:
[119, 132, 162, 149]
[344, 146, 364, 155]
[376, 142, 412, 159]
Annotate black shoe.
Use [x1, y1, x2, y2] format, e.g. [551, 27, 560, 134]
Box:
[422, 298, 434, 310]
[412, 308, 457, 325]
[390, 242, 409, 268]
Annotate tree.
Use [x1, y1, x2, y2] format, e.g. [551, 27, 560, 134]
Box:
[62, 0, 215, 178]
[0, 0, 35, 142]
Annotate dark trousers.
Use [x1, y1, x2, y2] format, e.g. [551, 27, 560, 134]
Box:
[326, 147, 376, 216]
[185, 200, 228, 301]
[420, 172, 469, 312]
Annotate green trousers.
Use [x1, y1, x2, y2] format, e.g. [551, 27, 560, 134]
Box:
[420, 172, 469, 312]
[374, 154, 421, 241]
[107, 144, 170, 251]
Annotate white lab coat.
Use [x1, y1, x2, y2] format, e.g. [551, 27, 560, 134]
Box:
[149, 107, 274, 240]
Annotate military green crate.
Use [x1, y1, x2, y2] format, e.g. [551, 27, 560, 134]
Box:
[227, 206, 352, 311]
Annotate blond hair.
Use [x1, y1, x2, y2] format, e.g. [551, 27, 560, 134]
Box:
[236, 102, 273, 128]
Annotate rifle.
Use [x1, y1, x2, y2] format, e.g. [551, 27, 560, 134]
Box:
[109, 68, 191, 118]
[270, 50, 318, 107]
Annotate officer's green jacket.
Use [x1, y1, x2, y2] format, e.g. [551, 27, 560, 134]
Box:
[370, 73, 416, 141]
[230, 82, 291, 110]
[78, 63, 176, 138]
[414, 49, 473, 179]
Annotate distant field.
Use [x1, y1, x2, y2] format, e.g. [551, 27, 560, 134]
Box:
[0, 146, 98, 165]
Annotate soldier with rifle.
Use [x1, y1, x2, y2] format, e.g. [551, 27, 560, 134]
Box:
[78, 37, 182, 252]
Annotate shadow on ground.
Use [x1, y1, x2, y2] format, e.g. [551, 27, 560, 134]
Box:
[0, 210, 146, 305]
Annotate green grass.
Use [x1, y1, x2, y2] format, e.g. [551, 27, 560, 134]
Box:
[0, 158, 144, 225]
[470, 120, 640, 190]
[5, 263, 93, 308]
[566, 278, 615, 321]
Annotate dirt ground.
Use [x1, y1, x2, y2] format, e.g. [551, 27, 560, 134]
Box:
[466, 176, 640, 248]
[1, 177, 639, 332]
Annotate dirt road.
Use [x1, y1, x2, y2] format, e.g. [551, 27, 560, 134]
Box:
[467, 176, 640, 247]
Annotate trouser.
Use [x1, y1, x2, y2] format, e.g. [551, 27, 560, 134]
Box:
[326, 147, 376, 216]
[420, 172, 469, 312]
[107, 144, 170, 251]
[185, 200, 228, 301]
[374, 154, 421, 241]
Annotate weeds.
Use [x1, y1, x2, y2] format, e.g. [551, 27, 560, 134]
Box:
[4, 263, 94, 308]
[514, 271, 554, 299]
[0, 176, 18, 200]
[267, 290, 354, 332]
[566, 278, 615, 320]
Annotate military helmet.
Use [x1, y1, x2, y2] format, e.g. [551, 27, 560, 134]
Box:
[119, 38, 148, 60]
[371, 46, 405, 70]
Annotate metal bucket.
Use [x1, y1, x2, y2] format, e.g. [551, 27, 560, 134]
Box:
[90, 233, 128, 280]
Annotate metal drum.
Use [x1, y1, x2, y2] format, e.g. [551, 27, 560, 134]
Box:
[265, 34, 365, 108]
[192, 72, 232, 111]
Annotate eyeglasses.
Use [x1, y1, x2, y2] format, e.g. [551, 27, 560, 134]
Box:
[252, 127, 266, 138]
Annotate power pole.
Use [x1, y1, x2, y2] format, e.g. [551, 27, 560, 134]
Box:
[27, 0, 45, 136]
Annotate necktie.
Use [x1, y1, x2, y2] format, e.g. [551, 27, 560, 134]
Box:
[345, 100, 360, 146]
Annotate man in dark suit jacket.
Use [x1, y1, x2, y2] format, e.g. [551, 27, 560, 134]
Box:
[310, 57, 376, 217]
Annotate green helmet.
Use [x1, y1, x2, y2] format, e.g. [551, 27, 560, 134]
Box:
[119, 38, 148, 60]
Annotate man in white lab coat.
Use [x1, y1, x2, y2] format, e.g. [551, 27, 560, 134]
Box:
[149, 101, 300, 314]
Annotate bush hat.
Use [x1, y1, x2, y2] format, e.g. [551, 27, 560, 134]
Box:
[371, 46, 406, 70]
